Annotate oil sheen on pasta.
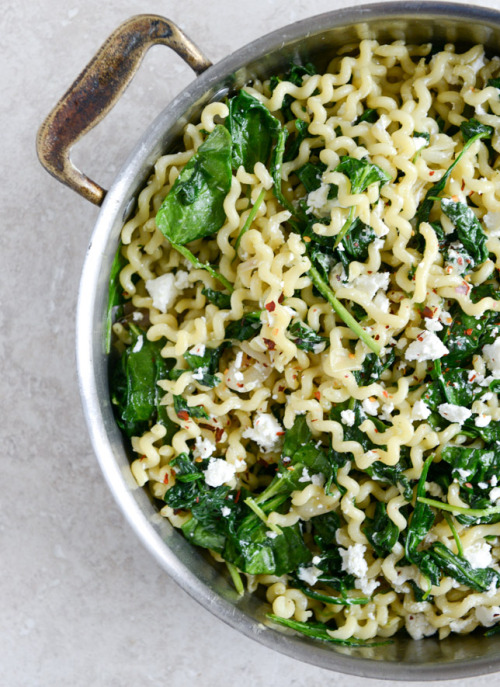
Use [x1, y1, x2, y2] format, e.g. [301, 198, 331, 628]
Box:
[109, 39, 500, 644]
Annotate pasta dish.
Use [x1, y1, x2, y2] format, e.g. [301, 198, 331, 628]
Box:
[108, 39, 500, 645]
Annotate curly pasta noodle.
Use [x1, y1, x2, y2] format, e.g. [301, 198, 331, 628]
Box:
[110, 39, 500, 643]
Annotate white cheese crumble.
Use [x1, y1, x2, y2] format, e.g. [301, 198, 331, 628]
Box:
[482, 339, 500, 378]
[192, 366, 208, 381]
[145, 273, 178, 313]
[456, 468, 472, 480]
[203, 458, 236, 487]
[475, 606, 500, 627]
[405, 613, 437, 640]
[463, 541, 493, 569]
[306, 183, 330, 213]
[350, 272, 390, 300]
[475, 413, 492, 428]
[405, 331, 449, 363]
[354, 577, 380, 596]
[194, 436, 216, 460]
[412, 400, 432, 421]
[297, 565, 323, 586]
[189, 343, 206, 357]
[340, 409, 356, 426]
[174, 270, 190, 290]
[362, 398, 379, 416]
[234, 351, 243, 369]
[242, 412, 284, 453]
[339, 543, 368, 578]
[437, 403, 472, 425]
[132, 335, 143, 353]
[221, 506, 231, 517]
[490, 486, 500, 503]
[425, 317, 443, 332]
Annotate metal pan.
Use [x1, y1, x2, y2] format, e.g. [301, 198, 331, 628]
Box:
[37, 3, 500, 678]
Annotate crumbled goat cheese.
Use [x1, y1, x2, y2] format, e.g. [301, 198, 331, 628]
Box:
[463, 541, 493, 569]
[414, 135, 429, 151]
[456, 468, 472, 480]
[203, 458, 236, 487]
[412, 400, 432, 421]
[405, 331, 449, 362]
[380, 403, 394, 421]
[233, 370, 244, 382]
[221, 506, 231, 517]
[490, 486, 500, 503]
[242, 412, 284, 452]
[405, 613, 437, 640]
[340, 409, 356, 426]
[483, 211, 500, 238]
[132, 335, 143, 353]
[194, 436, 216, 460]
[311, 473, 325, 487]
[373, 292, 390, 312]
[425, 317, 443, 332]
[297, 565, 323, 586]
[145, 273, 179, 313]
[475, 606, 500, 627]
[174, 270, 190, 290]
[298, 467, 311, 483]
[354, 577, 380, 596]
[350, 272, 390, 300]
[339, 544, 368, 578]
[492, 475, 498, 487]
[362, 398, 379, 416]
[189, 343, 206, 357]
[483, 339, 500, 378]
[193, 366, 208, 381]
[234, 351, 243, 369]
[306, 183, 330, 213]
[266, 530, 278, 539]
[438, 403, 472, 424]
[475, 413, 492, 428]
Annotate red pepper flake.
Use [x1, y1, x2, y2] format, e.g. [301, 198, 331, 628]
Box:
[215, 427, 224, 443]
[465, 328, 473, 335]
[234, 489, 241, 504]
[465, 482, 473, 489]
[177, 410, 189, 421]
[383, 390, 389, 398]
[276, 431, 285, 436]
[304, 236, 311, 243]
[196, 496, 200, 504]
[461, 179, 465, 191]
[263, 337, 276, 350]
[278, 386, 285, 392]
[140, 455, 146, 462]
[315, 391, 321, 400]
[163, 473, 169, 484]
[265, 301, 276, 312]
[421, 305, 434, 319]
[278, 293, 285, 304]
[429, 170, 435, 176]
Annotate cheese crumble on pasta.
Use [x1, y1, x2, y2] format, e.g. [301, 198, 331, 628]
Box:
[109, 39, 500, 645]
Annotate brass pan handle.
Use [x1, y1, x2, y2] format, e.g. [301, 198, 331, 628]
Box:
[36, 14, 212, 205]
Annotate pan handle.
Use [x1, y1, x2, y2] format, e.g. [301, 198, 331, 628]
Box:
[36, 14, 212, 206]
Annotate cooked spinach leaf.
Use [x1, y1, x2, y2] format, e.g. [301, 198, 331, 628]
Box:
[106, 243, 127, 354]
[416, 118, 493, 226]
[363, 502, 399, 558]
[428, 541, 500, 592]
[267, 615, 391, 646]
[110, 325, 176, 441]
[226, 90, 281, 172]
[440, 198, 488, 265]
[156, 125, 232, 245]
[202, 287, 232, 309]
[225, 311, 262, 340]
[173, 395, 210, 420]
[287, 320, 329, 352]
[183, 344, 227, 388]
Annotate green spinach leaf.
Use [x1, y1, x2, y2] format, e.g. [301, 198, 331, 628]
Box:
[287, 320, 329, 352]
[440, 198, 488, 265]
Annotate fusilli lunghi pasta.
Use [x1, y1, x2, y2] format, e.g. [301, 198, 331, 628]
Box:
[109, 39, 500, 644]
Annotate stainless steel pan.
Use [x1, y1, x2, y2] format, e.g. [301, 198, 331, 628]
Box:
[37, 3, 500, 678]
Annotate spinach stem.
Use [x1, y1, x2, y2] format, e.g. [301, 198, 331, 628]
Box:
[333, 205, 355, 248]
[233, 188, 266, 255]
[443, 511, 464, 557]
[226, 561, 245, 595]
[307, 265, 381, 355]
[417, 496, 500, 518]
[171, 243, 234, 292]
[244, 496, 283, 535]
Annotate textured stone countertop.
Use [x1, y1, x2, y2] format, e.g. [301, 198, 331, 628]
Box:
[4, 0, 500, 684]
